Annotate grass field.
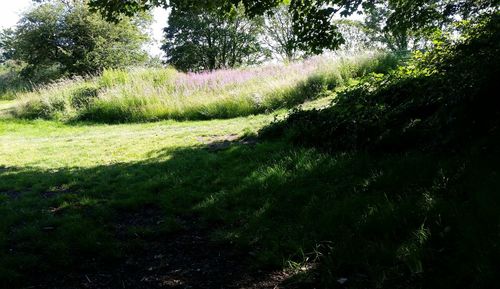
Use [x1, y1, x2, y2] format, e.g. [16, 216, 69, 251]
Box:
[0, 108, 276, 286]
[8, 53, 398, 123]
[1, 93, 499, 288]
[1, 46, 499, 288]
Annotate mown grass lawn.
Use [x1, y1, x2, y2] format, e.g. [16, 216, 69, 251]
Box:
[1, 96, 499, 288]
[0, 107, 281, 286]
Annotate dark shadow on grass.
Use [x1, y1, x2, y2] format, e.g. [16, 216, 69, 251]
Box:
[1, 140, 499, 289]
[0, 140, 295, 288]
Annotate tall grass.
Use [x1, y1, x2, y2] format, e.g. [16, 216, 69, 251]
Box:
[12, 52, 399, 122]
[0, 66, 32, 101]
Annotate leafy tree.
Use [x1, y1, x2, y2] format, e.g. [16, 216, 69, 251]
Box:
[334, 19, 373, 51]
[162, 5, 266, 72]
[363, 3, 410, 51]
[361, 2, 429, 52]
[0, 30, 16, 64]
[86, 0, 499, 53]
[262, 5, 305, 62]
[6, 0, 150, 82]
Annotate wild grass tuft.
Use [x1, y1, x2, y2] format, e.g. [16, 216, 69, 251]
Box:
[11, 52, 400, 122]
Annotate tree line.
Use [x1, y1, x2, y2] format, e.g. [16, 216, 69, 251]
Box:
[1, 0, 497, 82]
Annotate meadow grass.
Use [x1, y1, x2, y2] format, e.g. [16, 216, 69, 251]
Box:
[10, 52, 398, 122]
[1, 47, 497, 288]
[1, 100, 498, 288]
[0, 66, 27, 101]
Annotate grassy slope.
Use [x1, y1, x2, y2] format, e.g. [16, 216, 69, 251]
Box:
[1, 26, 498, 286]
[254, 15, 500, 288]
[2, 95, 498, 288]
[8, 53, 397, 122]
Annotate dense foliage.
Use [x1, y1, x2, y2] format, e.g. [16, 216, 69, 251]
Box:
[86, 0, 499, 52]
[2, 1, 150, 83]
[253, 13, 500, 288]
[263, 13, 500, 152]
[162, 5, 266, 72]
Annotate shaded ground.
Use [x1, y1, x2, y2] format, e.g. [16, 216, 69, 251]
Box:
[4, 100, 497, 289]
[33, 209, 295, 289]
[197, 134, 258, 151]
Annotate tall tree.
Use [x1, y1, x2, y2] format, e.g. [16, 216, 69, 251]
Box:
[0, 30, 16, 64]
[334, 19, 373, 51]
[363, 2, 417, 52]
[162, 5, 266, 72]
[6, 0, 150, 82]
[262, 5, 305, 62]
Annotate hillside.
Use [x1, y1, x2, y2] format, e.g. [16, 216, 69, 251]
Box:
[0, 14, 499, 289]
[5, 53, 397, 123]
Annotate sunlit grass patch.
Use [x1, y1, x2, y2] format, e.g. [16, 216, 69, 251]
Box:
[11, 52, 399, 123]
[1, 108, 499, 288]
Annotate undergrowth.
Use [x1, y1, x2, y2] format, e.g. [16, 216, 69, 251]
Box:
[262, 13, 500, 152]
[258, 12, 500, 288]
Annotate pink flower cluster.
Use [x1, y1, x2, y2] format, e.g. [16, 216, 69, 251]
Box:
[174, 56, 331, 91]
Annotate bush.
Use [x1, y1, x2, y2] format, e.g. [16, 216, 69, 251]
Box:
[70, 84, 100, 109]
[0, 62, 31, 100]
[14, 79, 98, 120]
[262, 13, 500, 152]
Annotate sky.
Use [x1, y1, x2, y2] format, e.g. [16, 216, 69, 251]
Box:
[149, 8, 170, 57]
[0, 0, 169, 57]
[0, 0, 32, 30]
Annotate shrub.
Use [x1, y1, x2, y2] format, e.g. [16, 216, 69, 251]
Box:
[70, 84, 100, 109]
[262, 13, 500, 152]
[0, 62, 31, 100]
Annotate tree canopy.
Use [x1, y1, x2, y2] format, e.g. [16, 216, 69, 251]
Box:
[86, 0, 499, 53]
[9, 0, 151, 81]
[162, 5, 266, 72]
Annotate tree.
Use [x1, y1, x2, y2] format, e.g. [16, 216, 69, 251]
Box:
[362, 2, 423, 52]
[334, 19, 373, 51]
[0, 30, 16, 64]
[6, 0, 150, 82]
[85, 0, 499, 53]
[162, 5, 266, 72]
[262, 5, 305, 62]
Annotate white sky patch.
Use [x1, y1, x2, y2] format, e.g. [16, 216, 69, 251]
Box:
[148, 8, 170, 58]
[0, 0, 33, 29]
